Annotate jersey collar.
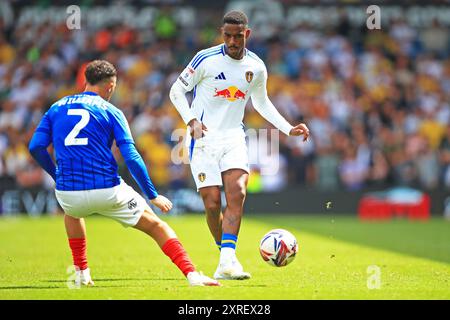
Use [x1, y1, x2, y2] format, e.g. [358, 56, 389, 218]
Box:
[83, 91, 99, 96]
[223, 44, 247, 63]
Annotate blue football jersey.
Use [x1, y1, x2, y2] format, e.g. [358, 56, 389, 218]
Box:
[35, 91, 134, 191]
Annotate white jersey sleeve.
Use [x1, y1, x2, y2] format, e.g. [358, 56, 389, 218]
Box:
[250, 64, 293, 136]
[175, 52, 207, 92]
[169, 81, 196, 125]
[170, 52, 209, 125]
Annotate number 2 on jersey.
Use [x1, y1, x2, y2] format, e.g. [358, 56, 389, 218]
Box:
[64, 109, 90, 146]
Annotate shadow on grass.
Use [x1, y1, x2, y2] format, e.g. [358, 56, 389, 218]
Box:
[42, 278, 181, 283]
[251, 214, 450, 265]
[0, 286, 60, 290]
[0, 285, 153, 290]
[227, 284, 268, 288]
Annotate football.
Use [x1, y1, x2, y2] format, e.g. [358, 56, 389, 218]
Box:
[259, 229, 298, 267]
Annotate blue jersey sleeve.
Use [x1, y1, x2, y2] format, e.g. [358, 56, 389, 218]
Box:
[109, 108, 158, 200]
[119, 142, 158, 200]
[34, 110, 52, 139]
[110, 109, 134, 146]
[28, 111, 56, 180]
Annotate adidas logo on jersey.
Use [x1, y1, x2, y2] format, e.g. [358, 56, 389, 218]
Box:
[215, 72, 226, 80]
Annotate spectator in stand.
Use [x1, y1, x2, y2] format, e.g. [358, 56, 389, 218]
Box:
[0, 5, 448, 195]
[439, 126, 450, 188]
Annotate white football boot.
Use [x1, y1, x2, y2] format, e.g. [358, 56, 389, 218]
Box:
[213, 257, 251, 280]
[187, 271, 221, 286]
[75, 268, 95, 287]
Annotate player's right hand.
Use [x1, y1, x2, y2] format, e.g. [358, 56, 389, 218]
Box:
[188, 119, 207, 139]
[289, 123, 310, 142]
[151, 195, 173, 214]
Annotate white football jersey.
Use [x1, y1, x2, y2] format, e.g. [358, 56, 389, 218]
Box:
[177, 44, 266, 133]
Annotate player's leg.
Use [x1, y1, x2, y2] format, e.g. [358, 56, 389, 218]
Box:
[97, 181, 219, 286]
[214, 168, 251, 280]
[133, 209, 220, 286]
[221, 169, 248, 236]
[64, 214, 94, 286]
[133, 209, 176, 246]
[213, 134, 251, 280]
[189, 139, 224, 250]
[64, 214, 86, 238]
[56, 190, 94, 286]
[199, 186, 223, 250]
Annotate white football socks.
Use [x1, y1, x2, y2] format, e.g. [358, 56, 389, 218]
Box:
[219, 247, 235, 265]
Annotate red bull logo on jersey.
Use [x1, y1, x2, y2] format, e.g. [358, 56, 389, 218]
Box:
[214, 86, 247, 102]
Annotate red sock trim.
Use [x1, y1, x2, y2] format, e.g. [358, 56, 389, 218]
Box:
[68, 238, 88, 271]
[162, 238, 195, 277]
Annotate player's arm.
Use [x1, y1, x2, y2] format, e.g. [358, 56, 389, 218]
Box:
[251, 66, 310, 141]
[118, 143, 171, 212]
[169, 55, 207, 139]
[28, 112, 56, 181]
[111, 109, 172, 213]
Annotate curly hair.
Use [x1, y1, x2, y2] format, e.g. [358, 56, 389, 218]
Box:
[84, 60, 117, 85]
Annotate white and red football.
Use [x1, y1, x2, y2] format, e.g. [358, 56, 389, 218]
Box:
[259, 229, 298, 267]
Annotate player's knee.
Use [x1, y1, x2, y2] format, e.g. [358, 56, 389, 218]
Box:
[139, 213, 169, 233]
[204, 197, 221, 215]
[152, 219, 169, 232]
[229, 185, 246, 203]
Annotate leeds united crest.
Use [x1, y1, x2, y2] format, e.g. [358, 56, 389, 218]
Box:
[245, 71, 253, 83]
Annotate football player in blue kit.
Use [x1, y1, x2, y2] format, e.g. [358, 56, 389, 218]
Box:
[29, 60, 219, 287]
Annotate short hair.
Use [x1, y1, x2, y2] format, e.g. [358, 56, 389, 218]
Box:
[84, 60, 117, 85]
[223, 10, 248, 27]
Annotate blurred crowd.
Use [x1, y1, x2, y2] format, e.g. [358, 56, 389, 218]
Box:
[0, 5, 449, 194]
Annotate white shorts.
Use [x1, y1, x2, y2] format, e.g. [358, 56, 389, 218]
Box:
[55, 180, 150, 227]
[187, 129, 249, 190]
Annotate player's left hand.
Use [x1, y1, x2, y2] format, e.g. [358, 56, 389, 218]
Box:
[289, 123, 310, 142]
[150, 195, 173, 214]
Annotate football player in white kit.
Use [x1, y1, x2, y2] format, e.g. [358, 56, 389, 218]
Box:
[170, 11, 310, 280]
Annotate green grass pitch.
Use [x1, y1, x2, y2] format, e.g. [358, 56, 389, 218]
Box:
[0, 213, 449, 299]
